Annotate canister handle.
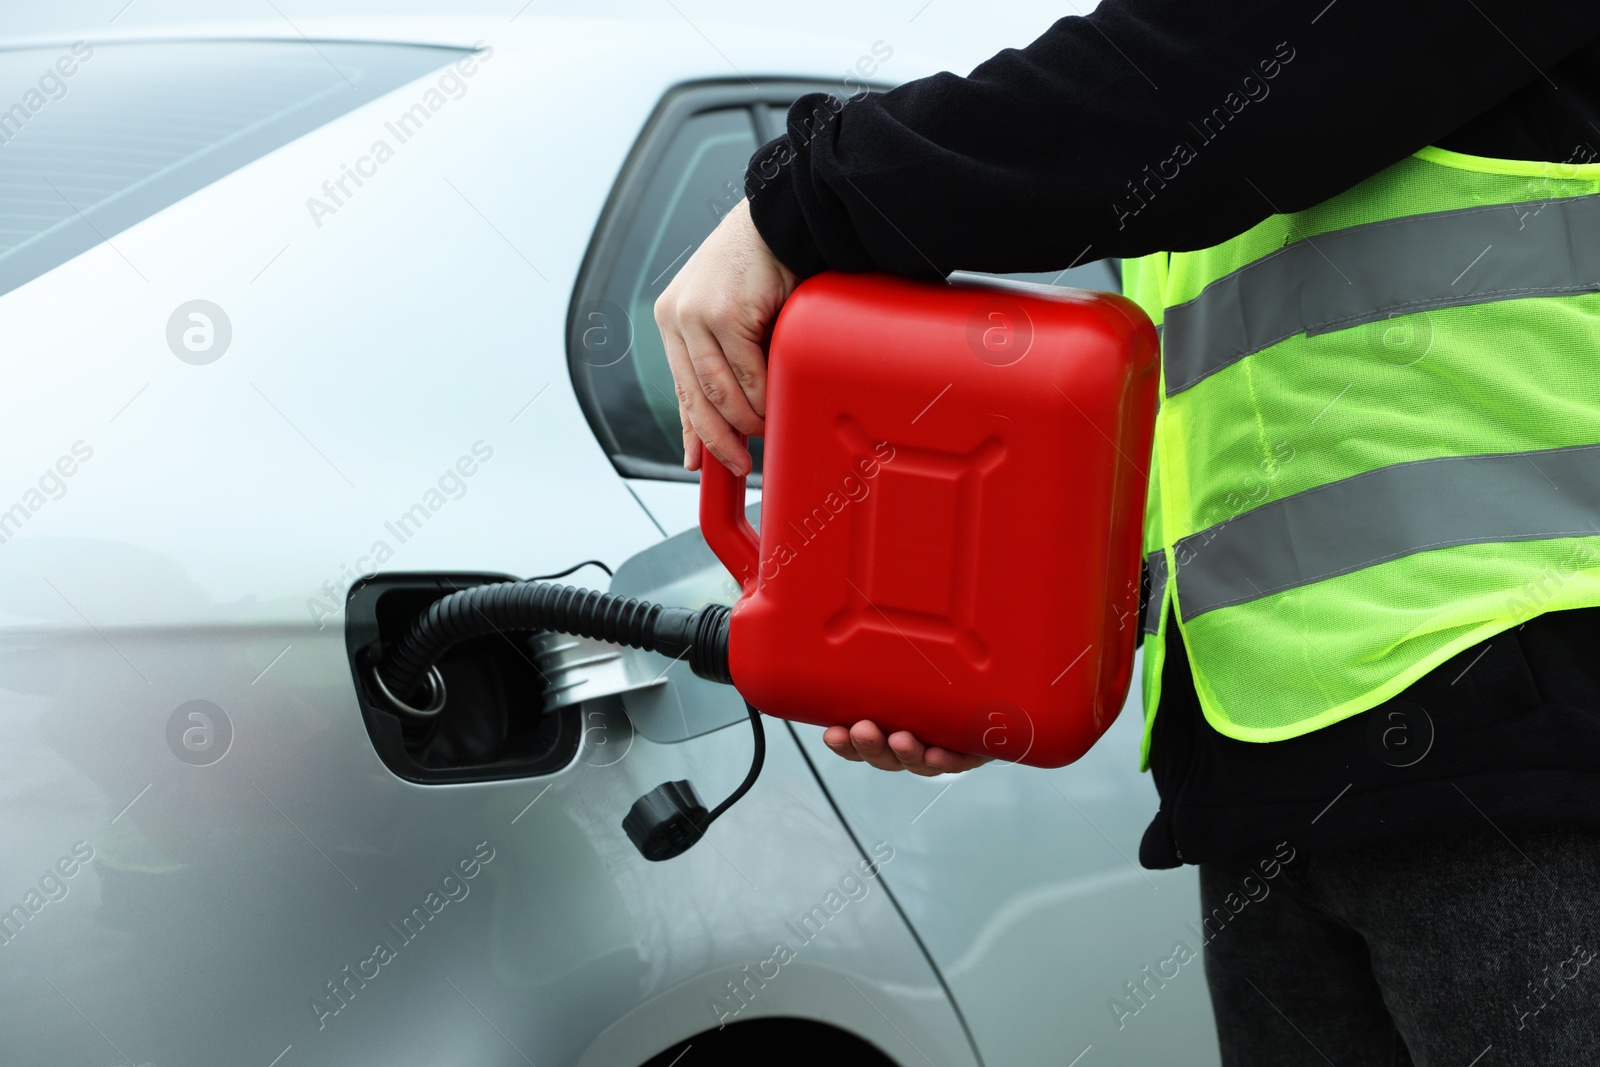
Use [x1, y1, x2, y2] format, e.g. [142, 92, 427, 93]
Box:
[699, 437, 760, 594]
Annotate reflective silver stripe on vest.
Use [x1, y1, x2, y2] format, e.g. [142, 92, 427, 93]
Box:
[1164, 193, 1600, 396]
[1142, 549, 1167, 635]
[1173, 443, 1600, 621]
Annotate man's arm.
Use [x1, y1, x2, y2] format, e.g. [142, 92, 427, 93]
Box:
[749, 0, 1600, 277]
[659, 0, 1600, 476]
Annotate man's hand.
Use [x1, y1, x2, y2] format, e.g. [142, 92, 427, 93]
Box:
[823, 721, 992, 777]
[654, 198, 799, 475]
[660, 205, 982, 777]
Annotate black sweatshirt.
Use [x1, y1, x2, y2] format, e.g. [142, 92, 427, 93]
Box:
[742, 1, 1600, 868]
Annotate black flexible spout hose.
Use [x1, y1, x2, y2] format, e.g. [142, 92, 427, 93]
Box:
[378, 580, 732, 707]
[374, 576, 756, 862]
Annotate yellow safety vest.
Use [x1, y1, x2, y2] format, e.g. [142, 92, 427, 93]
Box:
[1125, 145, 1600, 766]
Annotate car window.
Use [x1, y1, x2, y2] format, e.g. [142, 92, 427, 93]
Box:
[572, 105, 761, 478]
[0, 40, 471, 299]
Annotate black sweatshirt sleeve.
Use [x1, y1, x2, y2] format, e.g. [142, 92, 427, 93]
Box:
[745, 0, 1600, 279]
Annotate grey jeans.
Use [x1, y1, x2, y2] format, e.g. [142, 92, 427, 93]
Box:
[1200, 826, 1600, 1066]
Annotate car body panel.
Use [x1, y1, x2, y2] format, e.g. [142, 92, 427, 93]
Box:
[0, 8, 1203, 1065]
[0, 616, 973, 1065]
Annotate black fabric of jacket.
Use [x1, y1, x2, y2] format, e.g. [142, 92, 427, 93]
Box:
[740, 0, 1600, 867]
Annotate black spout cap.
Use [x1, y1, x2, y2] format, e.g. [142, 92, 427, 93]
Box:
[649, 603, 732, 685]
[623, 780, 708, 861]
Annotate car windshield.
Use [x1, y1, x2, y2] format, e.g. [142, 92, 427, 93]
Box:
[0, 39, 470, 298]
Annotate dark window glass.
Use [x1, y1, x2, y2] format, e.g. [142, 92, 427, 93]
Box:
[574, 107, 761, 476]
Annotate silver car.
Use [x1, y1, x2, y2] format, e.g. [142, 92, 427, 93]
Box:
[0, 10, 1216, 1065]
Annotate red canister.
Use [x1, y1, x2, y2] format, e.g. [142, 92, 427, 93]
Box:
[700, 271, 1159, 768]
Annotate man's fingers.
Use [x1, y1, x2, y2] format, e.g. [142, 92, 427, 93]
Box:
[886, 730, 924, 766]
[685, 401, 749, 475]
[660, 323, 744, 473]
[680, 426, 702, 472]
[888, 731, 949, 777]
[674, 320, 754, 472]
[657, 298, 719, 471]
[825, 720, 990, 776]
[684, 320, 764, 438]
[849, 721, 906, 772]
[673, 386, 703, 472]
[707, 320, 770, 421]
[823, 725, 864, 762]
